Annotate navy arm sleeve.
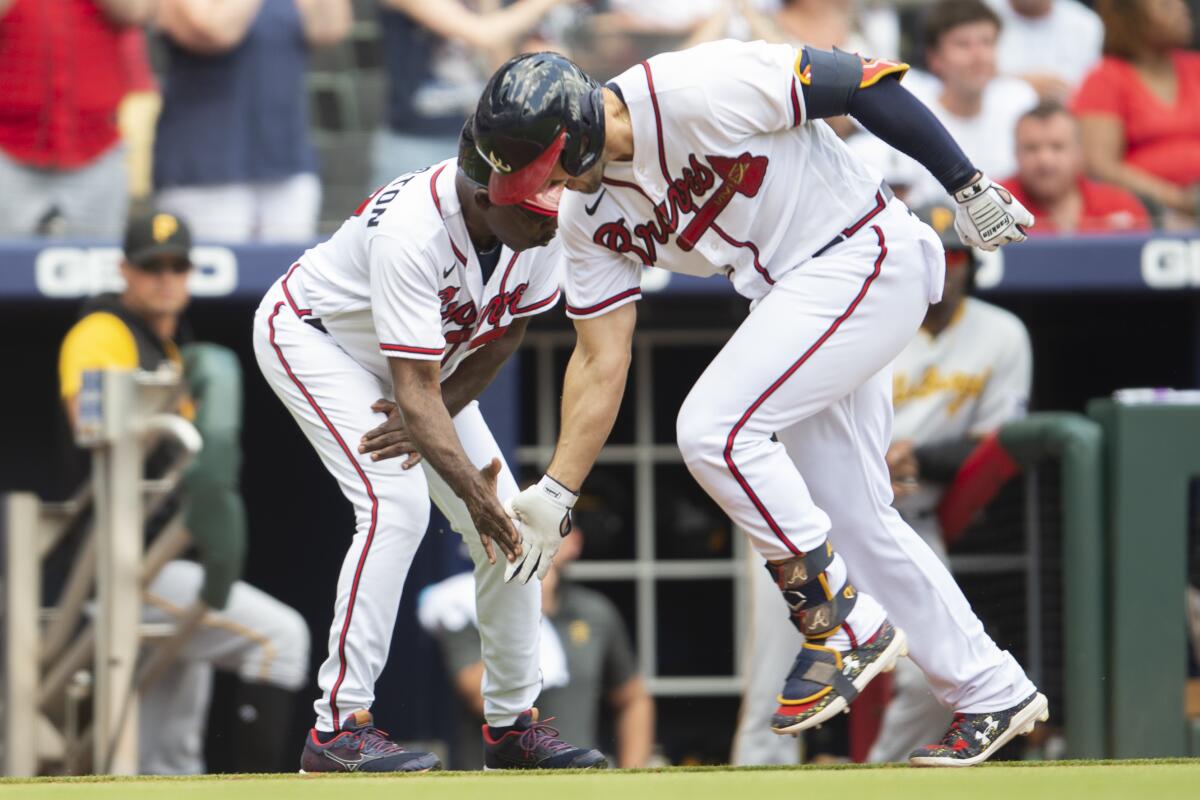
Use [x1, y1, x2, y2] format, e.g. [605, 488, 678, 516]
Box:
[797, 47, 979, 195]
[846, 78, 979, 195]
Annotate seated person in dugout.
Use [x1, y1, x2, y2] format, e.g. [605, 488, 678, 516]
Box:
[56, 211, 310, 774]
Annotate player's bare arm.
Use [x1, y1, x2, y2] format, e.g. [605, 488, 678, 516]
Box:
[360, 317, 533, 466]
[546, 302, 636, 491]
[498, 302, 635, 585]
[387, 356, 522, 565]
[796, 46, 1033, 249]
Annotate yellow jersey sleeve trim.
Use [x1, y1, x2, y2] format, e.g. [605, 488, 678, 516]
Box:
[58, 312, 139, 400]
[793, 49, 812, 86]
[859, 58, 910, 89]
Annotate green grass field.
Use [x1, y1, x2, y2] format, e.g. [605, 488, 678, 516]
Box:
[2, 760, 1198, 800]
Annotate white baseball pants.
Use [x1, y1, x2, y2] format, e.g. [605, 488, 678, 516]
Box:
[677, 200, 1036, 713]
[253, 278, 542, 731]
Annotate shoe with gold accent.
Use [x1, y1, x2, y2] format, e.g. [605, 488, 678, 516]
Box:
[770, 621, 907, 735]
[908, 691, 1048, 767]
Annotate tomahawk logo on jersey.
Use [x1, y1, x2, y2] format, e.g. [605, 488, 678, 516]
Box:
[289, 158, 562, 381]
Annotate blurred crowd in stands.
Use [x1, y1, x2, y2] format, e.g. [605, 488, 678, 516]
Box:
[1, 0, 1199, 244]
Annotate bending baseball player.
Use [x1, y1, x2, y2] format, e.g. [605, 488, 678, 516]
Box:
[474, 44, 1047, 767]
[253, 122, 606, 772]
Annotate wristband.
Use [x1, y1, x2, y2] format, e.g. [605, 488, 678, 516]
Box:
[539, 474, 579, 509]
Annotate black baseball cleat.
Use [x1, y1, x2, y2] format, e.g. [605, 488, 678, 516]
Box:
[299, 709, 441, 773]
[771, 621, 907, 734]
[908, 691, 1049, 767]
[482, 708, 608, 770]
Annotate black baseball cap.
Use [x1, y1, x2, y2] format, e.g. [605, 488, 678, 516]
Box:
[123, 212, 193, 267]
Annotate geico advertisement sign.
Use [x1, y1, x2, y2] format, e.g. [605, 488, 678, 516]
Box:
[35, 246, 238, 297]
[1142, 239, 1200, 289]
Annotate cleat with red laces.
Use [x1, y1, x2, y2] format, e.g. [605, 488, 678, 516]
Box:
[771, 621, 907, 735]
[482, 708, 607, 770]
[299, 709, 441, 773]
[908, 692, 1049, 767]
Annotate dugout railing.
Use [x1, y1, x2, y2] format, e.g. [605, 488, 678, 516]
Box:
[2, 368, 202, 776]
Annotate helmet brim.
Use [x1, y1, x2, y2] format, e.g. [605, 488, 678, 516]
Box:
[487, 130, 567, 205]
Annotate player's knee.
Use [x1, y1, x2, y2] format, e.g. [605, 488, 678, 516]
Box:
[676, 399, 724, 468]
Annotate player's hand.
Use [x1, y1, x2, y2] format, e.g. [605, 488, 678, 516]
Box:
[886, 439, 920, 499]
[503, 475, 577, 585]
[952, 173, 1034, 251]
[465, 459, 523, 566]
[359, 399, 423, 469]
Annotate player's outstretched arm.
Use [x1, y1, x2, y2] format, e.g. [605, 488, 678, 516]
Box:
[502, 302, 637, 584]
[547, 301, 637, 491]
[796, 46, 1033, 250]
[388, 356, 522, 565]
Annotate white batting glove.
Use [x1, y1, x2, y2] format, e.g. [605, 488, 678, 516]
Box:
[952, 174, 1034, 251]
[503, 475, 576, 585]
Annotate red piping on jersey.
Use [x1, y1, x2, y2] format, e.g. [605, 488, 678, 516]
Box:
[497, 251, 519, 294]
[380, 343, 445, 356]
[282, 263, 311, 317]
[267, 302, 377, 731]
[711, 223, 774, 285]
[640, 61, 671, 183]
[566, 287, 642, 317]
[790, 79, 802, 127]
[468, 324, 510, 350]
[843, 192, 886, 237]
[513, 288, 560, 316]
[722, 225, 888, 556]
[430, 164, 468, 266]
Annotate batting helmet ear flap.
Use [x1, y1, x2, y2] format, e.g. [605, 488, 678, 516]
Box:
[457, 115, 493, 187]
[559, 84, 606, 176]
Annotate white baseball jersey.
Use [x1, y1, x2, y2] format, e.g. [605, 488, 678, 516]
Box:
[558, 39, 943, 316]
[288, 158, 562, 382]
[254, 159, 564, 733]
[891, 297, 1033, 538]
[892, 297, 1032, 447]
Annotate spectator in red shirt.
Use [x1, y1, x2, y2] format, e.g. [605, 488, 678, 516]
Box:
[0, 0, 157, 237]
[1073, 0, 1200, 227]
[1006, 101, 1151, 235]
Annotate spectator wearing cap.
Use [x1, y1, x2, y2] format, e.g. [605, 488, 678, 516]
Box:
[57, 211, 310, 774]
[152, 0, 351, 243]
[1073, 0, 1200, 228]
[372, 0, 574, 189]
[1005, 102, 1150, 235]
[985, 0, 1103, 101]
[902, 0, 1038, 206]
[0, 0, 158, 238]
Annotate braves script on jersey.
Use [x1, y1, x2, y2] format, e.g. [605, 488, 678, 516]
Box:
[288, 159, 562, 383]
[559, 39, 941, 316]
[548, 39, 1035, 721]
[253, 157, 561, 736]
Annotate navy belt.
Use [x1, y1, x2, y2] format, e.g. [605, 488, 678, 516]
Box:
[811, 182, 895, 259]
[304, 317, 328, 334]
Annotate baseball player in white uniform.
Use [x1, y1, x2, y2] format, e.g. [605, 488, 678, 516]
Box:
[472, 43, 1047, 766]
[731, 204, 1034, 765]
[252, 122, 606, 772]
